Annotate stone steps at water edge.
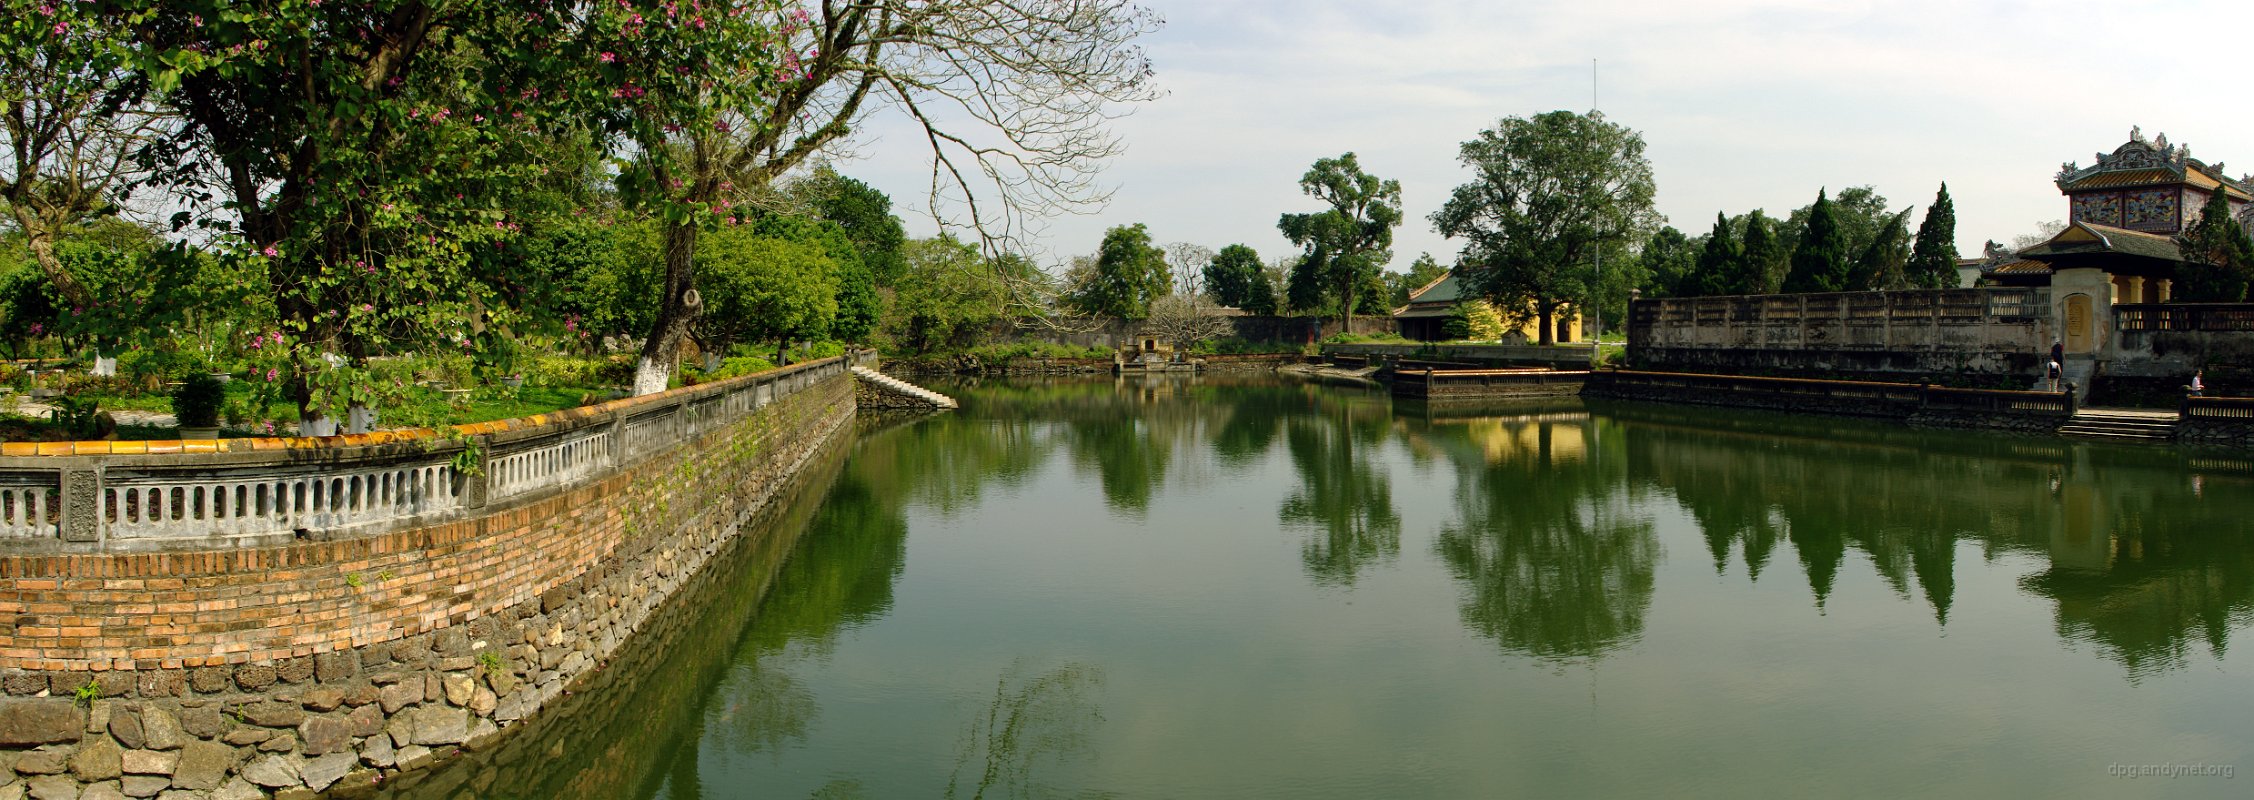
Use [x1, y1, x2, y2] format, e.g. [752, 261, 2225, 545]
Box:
[851, 366, 958, 409]
[2059, 409, 2177, 442]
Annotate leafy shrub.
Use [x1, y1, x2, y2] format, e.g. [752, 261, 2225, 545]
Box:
[1321, 331, 1410, 345]
[524, 354, 632, 388]
[47, 397, 113, 440]
[964, 342, 1112, 362]
[171, 374, 227, 427]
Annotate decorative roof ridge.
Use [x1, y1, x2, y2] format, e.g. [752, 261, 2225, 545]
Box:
[2056, 126, 2250, 196]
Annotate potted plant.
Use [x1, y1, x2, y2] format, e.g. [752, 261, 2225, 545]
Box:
[172, 373, 227, 439]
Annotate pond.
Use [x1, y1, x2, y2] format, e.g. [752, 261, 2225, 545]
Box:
[397, 374, 2254, 799]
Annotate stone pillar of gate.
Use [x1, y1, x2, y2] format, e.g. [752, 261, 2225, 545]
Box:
[2051, 267, 2113, 357]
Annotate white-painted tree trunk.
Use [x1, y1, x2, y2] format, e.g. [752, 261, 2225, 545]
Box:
[632, 356, 670, 396]
[299, 414, 338, 437]
[91, 354, 117, 377]
[346, 402, 377, 434]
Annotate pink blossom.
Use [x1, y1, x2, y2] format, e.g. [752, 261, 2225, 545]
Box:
[28, 323, 41, 335]
[599, 52, 616, 63]
[713, 120, 731, 133]
[262, 245, 279, 257]
[52, 22, 67, 35]
[266, 368, 279, 381]
[360, 303, 374, 312]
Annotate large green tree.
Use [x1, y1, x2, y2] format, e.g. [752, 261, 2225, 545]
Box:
[1278, 152, 1402, 326]
[1432, 111, 1659, 345]
[1064, 223, 1169, 319]
[1640, 226, 1698, 298]
[791, 165, 908, 288]
[884, 236, 1013, 354]
[2177, 187, 2254, 302]
[1906, 183, 1960, 288]
[694, 228, 839, 364]
[1204, 243, 1276, 314]
[1783, 185, 1893, 262]
[1784, 189, 1853, 293]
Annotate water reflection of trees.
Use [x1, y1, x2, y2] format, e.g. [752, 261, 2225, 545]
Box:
[1279, 410, 1402, 587]
[1416, 413, 1659, 661]
[1597, 401, 2254, 676]
[953, 376, 1411, 592]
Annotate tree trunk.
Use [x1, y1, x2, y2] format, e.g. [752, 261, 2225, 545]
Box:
[1536, 303, 1556, 347]
[11, 216, 92, 309]
[633, 220, 702, 396]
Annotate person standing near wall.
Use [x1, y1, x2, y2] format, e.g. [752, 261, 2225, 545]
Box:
[2048, 340, 2065, 392]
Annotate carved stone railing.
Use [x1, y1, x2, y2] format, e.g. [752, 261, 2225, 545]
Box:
[2184, 396, 2254, 420]
[2114, 303, 2254, 332]
[0, 354, 860, 551]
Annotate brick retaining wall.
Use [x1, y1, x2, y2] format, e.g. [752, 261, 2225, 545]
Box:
[0, 362, 856, 798]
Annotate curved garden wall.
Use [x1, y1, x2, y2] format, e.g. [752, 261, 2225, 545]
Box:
[0, 356, 858, 798]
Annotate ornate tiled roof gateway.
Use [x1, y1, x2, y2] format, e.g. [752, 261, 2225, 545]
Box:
[2055, 126, 2253, 201]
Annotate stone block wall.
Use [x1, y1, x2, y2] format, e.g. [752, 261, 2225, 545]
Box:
[0, 366, 855, 799]
[1626, 289, 2052, 383]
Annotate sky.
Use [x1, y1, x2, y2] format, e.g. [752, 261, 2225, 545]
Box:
[834, 0, 2254, 277]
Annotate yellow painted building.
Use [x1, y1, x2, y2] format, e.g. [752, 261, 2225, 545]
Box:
[1392, 271, 1586, 344]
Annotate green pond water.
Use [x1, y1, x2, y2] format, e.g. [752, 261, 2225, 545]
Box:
[398, 375, 2254, 799]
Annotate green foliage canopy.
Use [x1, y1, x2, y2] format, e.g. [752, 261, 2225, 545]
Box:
[1204, 243, 1276, 314]
[2177, 187, 2254, 302]
[1906, 183, 1961, 289]
[1065, 223, 1170, 319]
[1784, 189, 1853, 293]
[1431, 111, 1658, 345]
[1279, 152, 1402, 324]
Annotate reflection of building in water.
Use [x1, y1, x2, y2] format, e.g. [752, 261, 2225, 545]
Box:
[1113, 372, 1200, 403]
[1460, 417, 1586, 466]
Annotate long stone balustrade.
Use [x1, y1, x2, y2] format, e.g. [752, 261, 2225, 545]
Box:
[0, 355, 846, 551]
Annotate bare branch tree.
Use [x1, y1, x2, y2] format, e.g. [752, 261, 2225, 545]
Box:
[624, 1, 1161, 391]
[0, 21, 167, 309]
[1163, 241, 1213, 298]
[1143, 293, 1229, 348]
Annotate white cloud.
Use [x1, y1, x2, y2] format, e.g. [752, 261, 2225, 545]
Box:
[831, 0, 2254, 272]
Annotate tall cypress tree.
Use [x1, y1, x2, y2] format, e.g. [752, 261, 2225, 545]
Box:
[1851, 209, 1913, 290]
[1907, 183, 1959, 288]
[1740, 211, 1786, 294]
[1785, 189, 1853, 293]
[2177, 187, 2254, 302]
[1695, 212, 1741, 296]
